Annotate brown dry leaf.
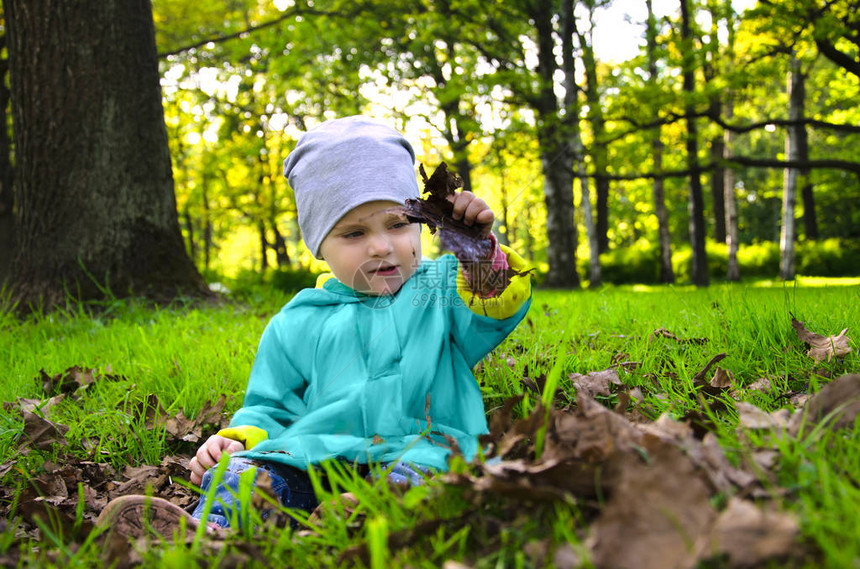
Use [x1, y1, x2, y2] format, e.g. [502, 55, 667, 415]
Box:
[466, 458, 599, 501]
[692, 353, 729, 387]
[710, 367, 735, 389]
[588, 438, 716, 569]
[38, 365, 125, 398]
[4, 394, 66, 419]
[548, 395, 643, 461]
[790, 316, 852, 362]
[736, 402, 788, 431]
[747, 376, 773, 393]
[693, 433, 758, 495]
[788, 373, 860, 436]
[706, 497, 800, 568]
[650, 328, 708, 345]
[637, 413, 694, 443]
[21, 411, 69, 450]
[134, 394, 230, 446]
[569, 369, 622, 398]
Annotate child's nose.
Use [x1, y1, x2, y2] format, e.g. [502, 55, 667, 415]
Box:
[368, 233, 393, 257]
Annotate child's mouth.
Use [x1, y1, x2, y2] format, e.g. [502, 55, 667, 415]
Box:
[370, 265, 399, 276]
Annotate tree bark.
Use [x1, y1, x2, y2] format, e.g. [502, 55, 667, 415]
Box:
[724, 100, 740, 281]
[680, 0, 709, 287]
[567, 0, 600, 287]
[577, 10, 610, 256]
[0, 30, 14, 286]
[5, 0, 208, 307]
[795, 76, 817, 240]
[709, 134, 727, 242]
[534, 0, 579, 288]
[272, 221, 290, 267]
[780, 54, 803, 281]
[646, 0, 675, 284]
[721, 3, 740, 281]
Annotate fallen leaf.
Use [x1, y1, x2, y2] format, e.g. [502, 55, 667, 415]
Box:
[790, 316, 852, 362]
[588, 438, 716, 569]
[788, 373, 860, 436]
[692, 353, 729, 387]
[746, 376, 773, 393]
[736, 402, 787, 431]
[706, 497, 800, 568]
[710, 367, 734, 389]
[21, 411, 69, 450]
[568, 369, 622, 398]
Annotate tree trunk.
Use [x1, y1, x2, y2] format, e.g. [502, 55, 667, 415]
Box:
[724, 99, 740, 281]
[780, 54, 802, 281]
[680, 0, 709, 287]
[795, 77, 817, 240]
[709, 134, 727, 242]
[5, 0, 208, 307]
[272, 221, 291, 267]
[202, 178, 213, 271]
[258, 221, 269, 271]
[646, 0, 674, 284]
[567, 0, 600, 287]
[579, 21, 610, 257]
[0, 30, 14, 286]
[534, 0, 579, 288]
[704, 2, 725, 244]
[183, 207, 196, 264]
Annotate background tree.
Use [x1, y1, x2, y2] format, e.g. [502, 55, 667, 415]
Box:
[0, 16, 14, 285]
[5, 0, 208, 307]
[145, 0, 860, 286]
[646, 0, 675, 284]
[679, 0, 709, 287]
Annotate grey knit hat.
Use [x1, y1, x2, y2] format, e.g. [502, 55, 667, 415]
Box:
[283, 116, 421, 258]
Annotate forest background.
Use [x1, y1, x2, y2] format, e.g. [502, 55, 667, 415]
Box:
[0, 0, 859, 303]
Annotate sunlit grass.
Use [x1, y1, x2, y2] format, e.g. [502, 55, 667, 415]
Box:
[0, 279, 858, 567]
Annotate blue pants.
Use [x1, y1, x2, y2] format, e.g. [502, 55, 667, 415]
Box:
[191, 457, 430, 529]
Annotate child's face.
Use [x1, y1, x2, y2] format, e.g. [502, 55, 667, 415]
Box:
[318, 200, 422, 296]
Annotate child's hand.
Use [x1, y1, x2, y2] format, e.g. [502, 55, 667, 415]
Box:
[189, 435, 245, 486]
[447, 191, 494, 238]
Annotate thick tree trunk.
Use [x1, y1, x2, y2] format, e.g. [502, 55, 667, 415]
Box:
[780, 55, 802, 281]
[646, 0, 674, 284]
[0, 32, 14, 287]
[5, 0, 208, 307]
[680, 0, 709, 287]
[535, 0, 579, 288]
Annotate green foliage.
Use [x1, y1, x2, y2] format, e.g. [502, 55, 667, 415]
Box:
[736, 240, 781, 276]
[582, 238, 661, 284]
[227, 266, 319, 296]
[796, 238, 860, 277]
[584, 238, 860, 285]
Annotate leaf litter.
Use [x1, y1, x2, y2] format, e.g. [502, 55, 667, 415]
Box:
[0, 314, 856, 566]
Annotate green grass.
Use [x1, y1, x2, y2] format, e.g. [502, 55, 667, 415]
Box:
[0, 279, 858, 567]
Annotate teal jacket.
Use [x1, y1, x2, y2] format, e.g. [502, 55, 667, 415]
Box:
[222, 249, 531, 471]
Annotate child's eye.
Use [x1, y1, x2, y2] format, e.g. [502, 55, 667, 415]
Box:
[342, 230, 364, 239]
[390, 221, 409, 230]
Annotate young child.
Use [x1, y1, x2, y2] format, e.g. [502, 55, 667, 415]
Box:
[98, 115, 532, 538]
